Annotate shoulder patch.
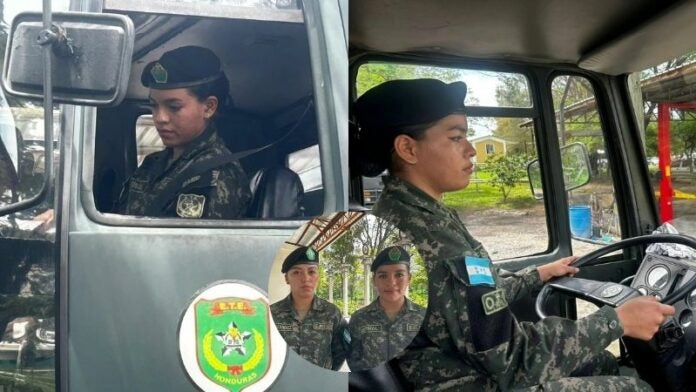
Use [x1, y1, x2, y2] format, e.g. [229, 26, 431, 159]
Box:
[176, 194, 205, 218]
[465, 256, 495, 287]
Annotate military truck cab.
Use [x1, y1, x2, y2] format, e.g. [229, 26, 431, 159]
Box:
[348, 1, 696, 391]
[0, 0, 348, 390]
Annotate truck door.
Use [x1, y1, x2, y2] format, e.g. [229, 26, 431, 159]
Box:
[1, 0, 348, 391]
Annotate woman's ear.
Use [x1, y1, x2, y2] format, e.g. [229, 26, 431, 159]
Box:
[393, 134, 418, 165]
[203, 96, 219, 119]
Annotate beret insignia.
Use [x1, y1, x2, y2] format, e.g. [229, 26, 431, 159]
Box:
[151, 62, 168, 84]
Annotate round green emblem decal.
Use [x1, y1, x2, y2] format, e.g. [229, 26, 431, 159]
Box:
[305, 247, 316, 261]
[179, 281, 286, 391]
[388, 247, 402, 261]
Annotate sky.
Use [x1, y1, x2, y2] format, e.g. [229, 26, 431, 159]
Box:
[4, 0, 71, 25]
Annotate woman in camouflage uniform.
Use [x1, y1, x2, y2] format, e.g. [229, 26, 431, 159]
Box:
[347, 245, 425, 371]
[353, 79, 673, 391]
[270, 246, 347, 370]
[118, 46, 250, 218]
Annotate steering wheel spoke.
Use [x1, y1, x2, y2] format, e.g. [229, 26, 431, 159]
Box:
[547, 277, 641, 308]
[534, 233, 696, 391]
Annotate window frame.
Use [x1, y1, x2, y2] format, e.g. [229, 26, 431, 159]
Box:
[78, 2, 345, 228]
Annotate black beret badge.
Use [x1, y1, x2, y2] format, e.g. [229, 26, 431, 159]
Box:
[388, 247, 402, 261]
[150, 62, 168, 84]
[306, 247, 317, 261]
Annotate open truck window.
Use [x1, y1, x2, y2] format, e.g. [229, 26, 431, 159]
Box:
[354, 63, 552, 259]
[91, 0, 324, 221]
[629, 56, 696, 236]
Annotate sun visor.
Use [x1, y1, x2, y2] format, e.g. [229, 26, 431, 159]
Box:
[579, 1, 696, 75]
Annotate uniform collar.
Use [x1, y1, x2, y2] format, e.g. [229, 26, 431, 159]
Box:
[368, 296, 415, 316]
[285, 294, 324, 312]
[147, 123, 219, 172]
[380, 175, 453, 218]
[176, 123, 219, 161]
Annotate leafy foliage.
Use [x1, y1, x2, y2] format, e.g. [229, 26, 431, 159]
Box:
[486, 154, 529, 202]
[317, 215, 428, 314]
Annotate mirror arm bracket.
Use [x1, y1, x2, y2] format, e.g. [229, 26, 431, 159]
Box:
[37, 25, 74, 57]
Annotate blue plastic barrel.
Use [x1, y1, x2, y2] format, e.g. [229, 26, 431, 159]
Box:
[569, 205, 592, 238]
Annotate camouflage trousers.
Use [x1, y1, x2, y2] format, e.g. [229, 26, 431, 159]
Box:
[421, 376, 652, 392]
[401, 349, 653, 391]
[515, 349, 650, 391]
[514, 376, 653, 391]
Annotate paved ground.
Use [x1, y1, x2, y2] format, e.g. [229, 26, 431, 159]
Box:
[462, 206, 601, 260]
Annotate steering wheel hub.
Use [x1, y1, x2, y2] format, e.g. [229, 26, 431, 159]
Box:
[600, 285, 624, 298]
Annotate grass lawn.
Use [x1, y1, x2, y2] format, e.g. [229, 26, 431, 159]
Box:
[443, 181, 538, 211]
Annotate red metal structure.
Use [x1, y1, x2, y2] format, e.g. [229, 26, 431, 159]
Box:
[657, 102, 696, 222]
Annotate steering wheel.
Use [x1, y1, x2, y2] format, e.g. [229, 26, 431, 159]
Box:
[534, 233, 696, 391]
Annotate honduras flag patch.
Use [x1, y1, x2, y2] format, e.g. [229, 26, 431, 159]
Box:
[465, 256, 495, 287]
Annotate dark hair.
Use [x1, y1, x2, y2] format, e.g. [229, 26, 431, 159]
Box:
[353, 120, 437, 177]
[187, 73, 233, 117]
[386, 121, 436, 174]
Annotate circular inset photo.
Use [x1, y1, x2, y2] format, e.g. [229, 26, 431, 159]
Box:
[267, 211, 428, 372]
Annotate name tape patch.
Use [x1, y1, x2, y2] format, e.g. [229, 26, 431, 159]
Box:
[481, 289, 508, 315]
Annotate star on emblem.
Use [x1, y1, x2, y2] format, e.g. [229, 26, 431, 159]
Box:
[215, 321, 252, 357]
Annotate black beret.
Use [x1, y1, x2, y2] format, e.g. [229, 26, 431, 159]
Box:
[141, 46, 224, 89]
[352, 79, 467, 176]
[371, 246, 411, 272]
[281, 246, 319, 273]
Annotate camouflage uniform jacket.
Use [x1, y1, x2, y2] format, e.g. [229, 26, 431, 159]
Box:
[347, 297, 425, 371]
[118, 125, 250, 218]
[270, 294, 347, 370]
[373, 176, 625, 391]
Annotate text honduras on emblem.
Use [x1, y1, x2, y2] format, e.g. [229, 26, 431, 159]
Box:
[179, 281, 287, 392]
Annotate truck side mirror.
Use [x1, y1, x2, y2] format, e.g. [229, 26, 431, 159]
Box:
[2, 12, 134, 106]
[527, 142, 592, 200]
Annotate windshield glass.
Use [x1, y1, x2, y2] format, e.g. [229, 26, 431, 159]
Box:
[630, 53, 696, 236]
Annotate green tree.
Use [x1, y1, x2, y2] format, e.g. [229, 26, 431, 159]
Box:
[407, 248, 428, 308]
[318, 215, 404, 313]
[318, 224, 360, 302]
[493, 73, 535, 155]
[671, 119, 696, 172]
[488, 154, 528, 202]
[356, 63, 462, 97]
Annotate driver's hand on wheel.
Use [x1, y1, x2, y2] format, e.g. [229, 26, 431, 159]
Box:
[537, 256, 579, 282]
[616, 296, 675, 340]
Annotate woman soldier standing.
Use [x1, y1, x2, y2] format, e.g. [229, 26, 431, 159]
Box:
[353, 79, 672, 391]
[347, 245, 425, 371]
